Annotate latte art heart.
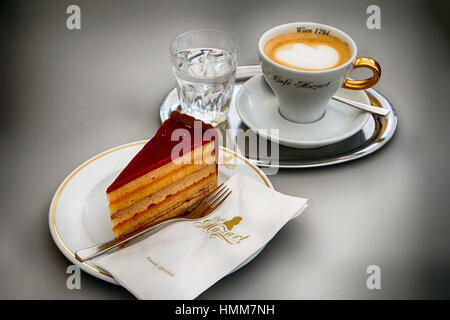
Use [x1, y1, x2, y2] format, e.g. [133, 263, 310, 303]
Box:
[276, 43, 339, 70]
[263, 32, 352, 71]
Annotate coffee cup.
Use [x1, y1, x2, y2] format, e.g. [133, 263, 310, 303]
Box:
[258, 22, 381, 123]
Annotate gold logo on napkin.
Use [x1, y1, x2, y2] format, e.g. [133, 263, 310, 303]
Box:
[223, 216, 242, 230]
[193, 216, 249, 245]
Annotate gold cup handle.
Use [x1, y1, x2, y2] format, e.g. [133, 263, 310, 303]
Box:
[342, 57, 381, 90]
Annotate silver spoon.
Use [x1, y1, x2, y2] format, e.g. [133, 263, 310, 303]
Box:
[332, 95, 390, 117]
[236, 66, 389, 117]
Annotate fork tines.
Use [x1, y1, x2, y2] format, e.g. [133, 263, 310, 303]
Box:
[190, 183, 232, 218]
[206, 184, 232, 210]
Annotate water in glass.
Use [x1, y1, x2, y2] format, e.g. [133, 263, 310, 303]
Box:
[172, 47, 236, 125]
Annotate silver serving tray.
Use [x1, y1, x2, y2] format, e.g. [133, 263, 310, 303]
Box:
[160, 65, 398, 168]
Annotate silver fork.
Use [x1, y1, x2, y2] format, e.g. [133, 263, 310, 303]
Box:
[75, 184, 232, 262]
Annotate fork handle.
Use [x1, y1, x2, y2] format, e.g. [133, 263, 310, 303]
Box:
[75, 219, 174, 262]
[75, 237, 123, 263]
[75, 185, 231, 262]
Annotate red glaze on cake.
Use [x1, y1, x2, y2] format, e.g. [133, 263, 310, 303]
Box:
[106, 111, 219, 239]
[107, 111, 217, 193]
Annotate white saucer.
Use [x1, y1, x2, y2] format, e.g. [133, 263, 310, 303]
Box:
[236, 74, 371, 148]
[49, 142, 276, 285]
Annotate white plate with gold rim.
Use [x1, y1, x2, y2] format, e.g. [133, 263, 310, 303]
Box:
[49, 142, 274, 284]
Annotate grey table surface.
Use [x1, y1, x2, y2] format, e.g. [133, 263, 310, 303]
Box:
[1, 0, 449, 299]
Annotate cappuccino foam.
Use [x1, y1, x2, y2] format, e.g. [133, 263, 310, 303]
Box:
[264, 32, 351, 71]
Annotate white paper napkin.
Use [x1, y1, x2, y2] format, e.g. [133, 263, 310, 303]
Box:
[95, 174, 308, 299]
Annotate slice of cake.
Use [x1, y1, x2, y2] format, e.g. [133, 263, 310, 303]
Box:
[106, 111, 218, 239]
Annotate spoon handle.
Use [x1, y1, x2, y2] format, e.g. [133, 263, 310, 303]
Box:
[332, 95, 390, 117]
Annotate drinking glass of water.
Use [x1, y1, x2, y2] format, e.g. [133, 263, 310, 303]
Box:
[169, 29, 237, 125]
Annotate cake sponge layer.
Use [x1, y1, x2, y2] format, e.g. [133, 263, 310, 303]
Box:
[107, 141, 215, 203]
[111, 164, 216, 225]
[112, 172, 217, 238]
